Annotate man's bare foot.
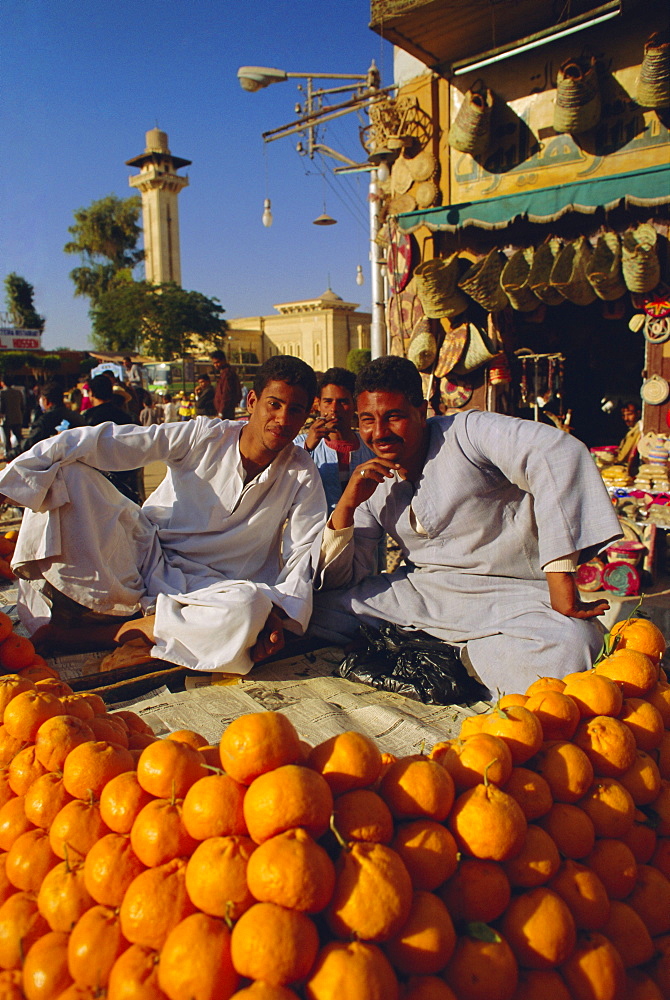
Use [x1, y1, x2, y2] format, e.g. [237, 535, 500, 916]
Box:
[114, 614, 156, 646]
[32, 622, 121, 657]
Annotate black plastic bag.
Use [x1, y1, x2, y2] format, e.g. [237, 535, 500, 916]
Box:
[338, 621, 488, 706]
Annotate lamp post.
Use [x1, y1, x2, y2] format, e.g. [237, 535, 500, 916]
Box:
[238, 62, 394, 359]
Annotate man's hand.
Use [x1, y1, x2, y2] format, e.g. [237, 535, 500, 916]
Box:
[330, 458, 405, 530]
[546, 571, 610, 619]
[250, 608, 285, 663]
[304, 416, 339, 451]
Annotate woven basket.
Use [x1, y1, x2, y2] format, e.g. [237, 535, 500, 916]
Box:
[586, 232, 627, 301]
[407, 318, 438, 372]
[414, 254, 468, 319]
[448, 85, 493, 156]
[637, 32, 670, 109]
[501, 248, 540, 312]
[550, 237, 596, 306]
[434, 321, 468, 378]
[554, 56, 601, 134]
[458, 249, 509, 312]
[528, 239, 565, 305]
[622, 224, 661, 293]
[452, 322, 499, 374]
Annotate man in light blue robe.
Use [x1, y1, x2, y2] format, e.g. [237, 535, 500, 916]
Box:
[311, 356, 622, 696]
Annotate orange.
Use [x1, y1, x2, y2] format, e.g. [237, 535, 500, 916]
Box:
[437, 858, 511, 924]
[391, 819, 458, 891]
[537, 802, 596, 859]
[49, 797, 109, 862]
[88, 715, 130, 748]
[607, 616, 666, 663]
[443, 929, 518, 1000]
[378, 757, 455, 821]
[625, 969, 665, 1000]
[0, 725, 28, 767]
[231, 902, 319, 986]
[136, 738, 206, 798]
[435, 734, 513, 791]
[229, 986, 300, 1000]
[58, 695, 95, 722]
[110, 711, 154, 737]
[498, 693, 528, 708]
[184, 835, 256, 920]
[243, 764, 333, 844]
[119, 858, 196, 951]
[68, 904, 129, 988]
[158, 911, 239, 1000]
[458, 713, 488, 738]
[130, 797, 197, 868]
[622, 810, 657, 864]
[659, 731, 670, 780]
[99, 771, 154, 835]
[647, 779, 670, 835]
[562, 671, 623, 718]
[219, 711, 302, 785]
[502, 823, 561, 888]
[165, 728, 209, 749]
[327, 841, 412, 942]
[548, 858, 611, 931]
[584, 838, 638, 900]
[0, 852, 15, 908]
[502, 766, 553, 820]
[560, 931, 626, 1000]
[595, 647, 658, 697]
[0, 796, 34, 851]
[600, 900, 655, 969]
[83, 833, 145, 907]
[34, 677, 74, 699]
[5, 828, 58, 893]
[626, 864, 670, 936]
[651, 837, 670, 878]
[0, 891, 49, 970]
[401, 977, 457, 1000]
[647, 677, 670, 727]
[480, 705, 543, 764]
[383, 889, 455, 975]
[246, 828, 335, 912]
[127, 733, 155, 753]
[7, 745, 47, 795]
[42, 985, 97, 999]
[2, 689, 63, 742]
[182, 773, 247, 840]
[106, 944, 164, 1000]
[332, 789, 394, 844]
[36, 857, 93, 933]
[304, 940, 399, 1000]
[24, 772, 73, 829]
[617, 750, 661, 806]
[619, 698, 665, 753]
[73, 692, 107, 716]
[0, 767, 11, 811]
[0, 615, 13, 645]
[512, 969, 572, 1000]
[34, 715, 94, 772]
[0, 674, 35, 722]
[573, 715, 637, 777]
[524, 690, 581, 741]
[307, 730, 382, 795]
[579, 777, 635, 838]
[0, 634, 36, 672]
[22, 930, 72, 1000]
[18, 663, 59, 683]
[448, 779, 527, 862]
[525, 676, 567, 696]
[501, 886, 577, 969]
[531, 740, 594, 803]
[62, 740, 135, 800]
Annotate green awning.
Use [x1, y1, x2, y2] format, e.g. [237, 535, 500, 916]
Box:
[397, 164, 670, 233]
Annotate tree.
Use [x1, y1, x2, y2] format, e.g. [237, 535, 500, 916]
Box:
[64, 194, 144, 305]
[3, 273, 45, 331]
[91, 282, 228, 360]
[346, 348, 371, 374]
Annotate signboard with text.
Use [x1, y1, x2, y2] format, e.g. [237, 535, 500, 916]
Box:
[0, 328, 42, 351]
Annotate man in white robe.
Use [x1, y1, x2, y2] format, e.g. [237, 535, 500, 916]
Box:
[310, 356, 622, 695]
[0, 357, 327, 674]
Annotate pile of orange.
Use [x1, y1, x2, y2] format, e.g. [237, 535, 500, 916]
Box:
[0, 532, 18, 583]
[0, 615, 668, 998]
[0, 609, 55, 682]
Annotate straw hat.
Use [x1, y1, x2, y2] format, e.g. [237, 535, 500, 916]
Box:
[458, 249, 509, 312]
[501, 248, 540, 312]
[550, 237, 596, 306]
[407, 317, 438, 372]
[434, 321, 469, 378]
[586, 232, 626, 301]
[415, 254, 468, 319]
[528, 239, 566, 305]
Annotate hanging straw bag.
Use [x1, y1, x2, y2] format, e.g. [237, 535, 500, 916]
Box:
[550, 237, 596, 306]
[622, 224, 661, 293]
[501, 248, 540, 312]
[434, 321, 469, 378]
[554, 56, 601, 134]
[452, 322, 500, 375]
[637, 32, 670, 109]
[586, 232, 627, 301]
[528, 239, 565, 305]
[406, 318, 438, 372]
[414, 253, 468, 319]
[448, 83, 493, 157]
[458, 248, 509, 312]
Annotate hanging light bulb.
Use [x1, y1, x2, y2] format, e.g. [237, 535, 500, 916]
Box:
[376, 160, 390, 183]
[262, 198, 273, 228]
[356, 264, 365, 286]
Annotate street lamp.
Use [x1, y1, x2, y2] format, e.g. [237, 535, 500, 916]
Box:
[237, 61, 395, 359]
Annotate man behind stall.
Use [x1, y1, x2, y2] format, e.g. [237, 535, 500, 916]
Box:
[0, 356, 326, 673]
[294, 367, 375, 512]
[310, 355, 622, 695]
[211, 350, 242, 420]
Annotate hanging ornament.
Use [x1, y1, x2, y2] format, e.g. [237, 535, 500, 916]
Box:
[261, 198, 273, 228]
[356, 265, 365, 286]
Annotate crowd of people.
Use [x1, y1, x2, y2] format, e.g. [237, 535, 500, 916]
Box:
[0, 351, 624, 698]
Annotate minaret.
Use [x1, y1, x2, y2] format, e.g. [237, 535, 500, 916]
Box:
[126, 129, 191, 285]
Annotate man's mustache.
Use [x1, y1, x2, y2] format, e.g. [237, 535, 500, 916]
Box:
[373, 435, 403, 446]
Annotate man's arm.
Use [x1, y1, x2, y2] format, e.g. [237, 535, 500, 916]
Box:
[546, 572, 610, 619]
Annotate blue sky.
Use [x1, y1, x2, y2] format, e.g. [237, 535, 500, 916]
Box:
[1, 0, 393, 351]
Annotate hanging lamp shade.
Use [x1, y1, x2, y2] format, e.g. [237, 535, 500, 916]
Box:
[313, 213, 337, 226]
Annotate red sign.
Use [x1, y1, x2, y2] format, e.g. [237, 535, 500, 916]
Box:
[0, 329, 42, 351]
